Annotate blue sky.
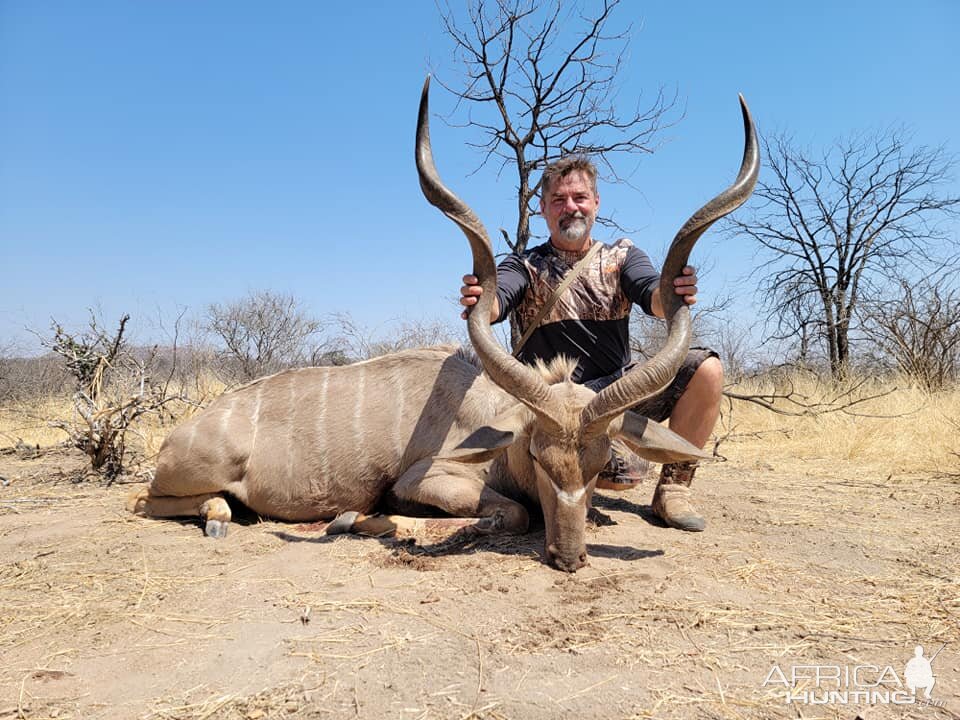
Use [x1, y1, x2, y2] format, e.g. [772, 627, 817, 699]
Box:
[2, 1, 958, 352]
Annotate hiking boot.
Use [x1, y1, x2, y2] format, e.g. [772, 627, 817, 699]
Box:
[651, 462, 706, 532]
[596, 441, 650, 491]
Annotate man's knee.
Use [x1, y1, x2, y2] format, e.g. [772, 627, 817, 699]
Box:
[688, 356, 723, 401]
[698, 356, 724, 386]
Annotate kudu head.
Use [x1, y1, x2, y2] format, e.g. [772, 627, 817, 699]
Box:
[415, 76, 759, 572]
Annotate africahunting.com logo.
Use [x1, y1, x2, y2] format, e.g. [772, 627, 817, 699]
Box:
[762, 644, 947, 707]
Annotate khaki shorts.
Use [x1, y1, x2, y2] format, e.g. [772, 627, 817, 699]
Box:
[584, 347, 719, 422]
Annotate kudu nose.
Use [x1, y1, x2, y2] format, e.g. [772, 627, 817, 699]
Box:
[547, 543, 588, 573]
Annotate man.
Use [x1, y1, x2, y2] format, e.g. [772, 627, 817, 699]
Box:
[460, 156, 723, 532]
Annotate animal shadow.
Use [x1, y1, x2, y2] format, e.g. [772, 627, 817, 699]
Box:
[269, 523, 547, 562]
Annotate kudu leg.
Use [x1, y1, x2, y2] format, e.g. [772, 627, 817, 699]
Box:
[326, 459, 529, 540]
[391, 459, 530, 535]
[325, 512, 487, 538]
[127, 489, 232, 538]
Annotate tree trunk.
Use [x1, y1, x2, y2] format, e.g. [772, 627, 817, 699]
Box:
[835, 323, 850, 380]
[509, 169, 534, 350]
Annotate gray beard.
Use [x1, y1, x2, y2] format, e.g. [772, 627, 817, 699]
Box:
[558, 217, 588, 243]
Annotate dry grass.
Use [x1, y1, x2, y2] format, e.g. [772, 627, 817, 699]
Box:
[0, 374, 226, 462]
[0, 397, 75, 448]
[721, 372, 960, 478]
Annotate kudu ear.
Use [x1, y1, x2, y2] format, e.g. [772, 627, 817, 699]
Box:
[611, 411, 714, 464]
[438, 403, 530, 464]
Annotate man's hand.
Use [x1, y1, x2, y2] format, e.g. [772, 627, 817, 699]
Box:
[651, 265, 699, 319]
[460, 275, 500, 321]
[460, 274, 481, 319]
[673, 265, 699, 304]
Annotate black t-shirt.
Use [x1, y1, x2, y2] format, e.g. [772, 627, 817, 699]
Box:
[495, 239, 659, 384]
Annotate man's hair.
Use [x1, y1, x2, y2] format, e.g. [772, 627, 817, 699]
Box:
[540, 156, 598, 199]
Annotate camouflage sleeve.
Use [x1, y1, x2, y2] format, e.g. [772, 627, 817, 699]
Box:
[621, 244, 660, 317]
[494, 253, 531, 324]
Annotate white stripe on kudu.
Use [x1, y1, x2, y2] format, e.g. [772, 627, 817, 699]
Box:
[353, 366, 366, 449]
[244, 383, 263, 479]
[285, 371, 294, 483]
[393, 371, 405, 462]
[316, 370, 329, 483]
[220, 394, 234, 439]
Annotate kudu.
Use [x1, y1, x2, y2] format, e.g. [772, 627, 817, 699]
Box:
[129, 78, 758, 572]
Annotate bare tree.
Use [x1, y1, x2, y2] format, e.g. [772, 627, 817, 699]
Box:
[729, 129, 960, 379]
[0, 350, 71, 404]
[205, 291, 324, 383]
[436, 2, 677, 342]
[860, 276, 960, 391]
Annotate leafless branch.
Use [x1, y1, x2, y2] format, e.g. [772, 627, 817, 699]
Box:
[205, 290, 324, 384]
[39, 311, 190, 481]
[859, 275, 960, 390]
[728, 128, 960, 379]
[722, 364, 902, 418]
[434, 0, 679, 257]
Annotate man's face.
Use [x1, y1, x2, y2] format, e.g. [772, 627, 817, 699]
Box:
[541, 171, 600, 251]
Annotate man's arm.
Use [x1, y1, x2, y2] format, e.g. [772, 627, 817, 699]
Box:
[621, 244, 699, 319]
[621, 245, 661, 316]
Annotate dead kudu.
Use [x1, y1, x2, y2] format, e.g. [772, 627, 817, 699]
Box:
[129, 79, 758, 572]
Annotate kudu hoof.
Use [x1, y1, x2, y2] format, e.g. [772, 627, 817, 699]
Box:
[324, 511, 360, 535]
[204, 519, 229, 538]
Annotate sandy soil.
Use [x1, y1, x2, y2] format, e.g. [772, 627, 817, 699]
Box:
[1, 447, 957, 719]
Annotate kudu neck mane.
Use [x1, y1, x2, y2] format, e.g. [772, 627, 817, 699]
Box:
[456, 347, 577, 386]
[532, 356, 579, 385]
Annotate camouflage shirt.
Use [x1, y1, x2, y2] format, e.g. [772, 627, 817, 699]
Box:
[495, 239, 659, 384]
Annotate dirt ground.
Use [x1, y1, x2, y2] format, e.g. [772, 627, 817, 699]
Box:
[1, 447, 957, 719]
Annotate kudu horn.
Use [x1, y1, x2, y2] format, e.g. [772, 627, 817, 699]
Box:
[581, 94, 760, 435]
[415, 75, 560, 425]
